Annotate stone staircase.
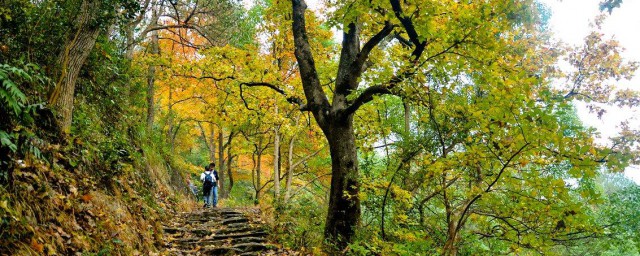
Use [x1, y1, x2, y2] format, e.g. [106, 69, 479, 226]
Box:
[162, 208, 272, 255]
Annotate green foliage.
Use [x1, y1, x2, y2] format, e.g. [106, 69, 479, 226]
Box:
[0, 63, 47, 119]
[599, 0, 624, 14]
[224, 180, 257, 207]
[0, 62, 48, 183]
[549, 174, 640, 255]
[0, 64, 27, 116]
[272, 192, 326, 252]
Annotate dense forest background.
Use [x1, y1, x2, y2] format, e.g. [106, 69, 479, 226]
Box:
[1, 0, 639, 255]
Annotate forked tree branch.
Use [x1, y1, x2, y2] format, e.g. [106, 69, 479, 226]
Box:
[389, 0, 427, 59]
[291, 0, 330, 127]
[351, 21, 395, 76]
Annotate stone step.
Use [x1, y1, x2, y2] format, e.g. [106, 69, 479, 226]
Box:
[216, 226, 253, 235]
[212, 230, 268, 240]
[175, 230, 268, 245]
[232, 242, 269, 252]
[218, 208, 243, 214]
[164, 228, 216, 237]
[226, 222, 252, 229]
[163, 208, 272, 255]
[201, 246, 244, 255]
[222, 217, 249, 225]
[173, 236, 267, 250]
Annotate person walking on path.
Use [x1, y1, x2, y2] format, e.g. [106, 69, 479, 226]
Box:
[200, 165, 217, 208]
[208, 162, 220, 207]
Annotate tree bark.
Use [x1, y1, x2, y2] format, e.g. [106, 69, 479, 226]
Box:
[443, 220, 459, 256]
[146, 31, 159, 131]
[284, 115, 300, 203]
[167, 84, 175, 153]
[284, 135, 295, 203]
[218, 127, 225, 196]
[48, 0, 101, 133]
[225, 135, 234, 198]
[324, 118, 360, 249]
[209, 124, 216, 162]
[254, 138, 263, 204]
[273, 105, 281, 202]
[403, 100, 410, 134]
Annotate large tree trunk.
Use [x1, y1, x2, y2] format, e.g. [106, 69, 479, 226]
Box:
[290, 0, 395, 250]
[48, 0, 101, 133]
[324, 118, 360, 249]
[443, 220, 459, 256]
[146, 31, 159, 131]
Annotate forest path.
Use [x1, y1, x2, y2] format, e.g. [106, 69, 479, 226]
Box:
[161, 207, 278, 255]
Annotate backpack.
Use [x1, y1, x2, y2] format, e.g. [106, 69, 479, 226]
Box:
[203, 172, 215, 194]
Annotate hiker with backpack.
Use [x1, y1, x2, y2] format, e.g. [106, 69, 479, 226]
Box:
[200, 165, 218, 208]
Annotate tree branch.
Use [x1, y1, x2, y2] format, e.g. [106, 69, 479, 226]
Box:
[239, 82, 309, 111]
[455, 142, 531, 234]
[291, 0, 330, 126]
[393, 32, 412, 48]
[344, 84, 394, 115]
[172, 73, 235, 81]
[350, 21, 395, 77]
[389, 0, 427, 59]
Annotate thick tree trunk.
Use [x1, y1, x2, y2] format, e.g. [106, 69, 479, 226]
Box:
[146, 31, 159, 131]
[324, 117, 360, 249]
[443, 221, 459, 256]
[48, 0, 101, 133]
[290, 0, 393, 251]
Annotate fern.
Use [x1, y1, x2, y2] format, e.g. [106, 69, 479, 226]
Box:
[0, 64, 28, 116]
[0, 63, 49, 162]
[0, 131, 17, 152]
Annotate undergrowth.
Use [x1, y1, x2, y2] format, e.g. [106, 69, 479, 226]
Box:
[0, 62, 192, 255]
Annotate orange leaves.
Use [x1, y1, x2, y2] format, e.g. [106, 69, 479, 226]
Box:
[30, 238, 44, 253]
[81, 193, 93, 203]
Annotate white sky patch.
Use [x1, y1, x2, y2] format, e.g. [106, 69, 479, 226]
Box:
[542, 0, 640, 183]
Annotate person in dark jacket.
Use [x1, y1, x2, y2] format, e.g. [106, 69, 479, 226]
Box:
[200, 165, 217, 208]
[208, 162, 220, 207]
